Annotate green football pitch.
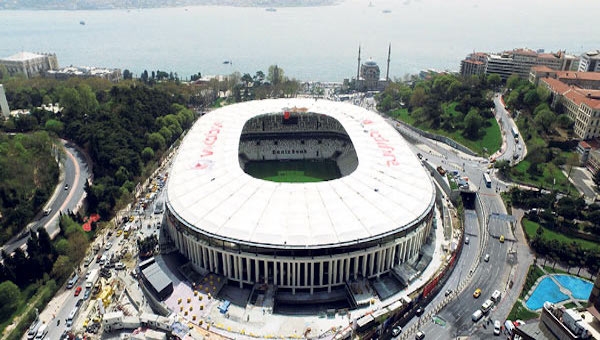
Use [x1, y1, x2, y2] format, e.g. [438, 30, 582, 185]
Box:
[244, 160, 341, 182]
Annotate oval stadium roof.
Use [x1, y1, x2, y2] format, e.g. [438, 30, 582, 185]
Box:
[167, 98, 435, 248]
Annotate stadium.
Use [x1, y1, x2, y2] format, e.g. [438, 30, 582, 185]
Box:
[164, 98, 435, 304]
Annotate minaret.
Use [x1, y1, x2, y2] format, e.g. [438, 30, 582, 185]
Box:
[357, 44, 361, 80]
[386, 43, 391, 81]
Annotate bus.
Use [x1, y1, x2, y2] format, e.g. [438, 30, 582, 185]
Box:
[511, 126, 519, 138]
[483, 173, 492, 188]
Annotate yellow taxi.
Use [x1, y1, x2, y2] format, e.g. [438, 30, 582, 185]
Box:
[116, 229, 123, 237]
[500, 235, 505, 243]
[473, 288, 482, 298]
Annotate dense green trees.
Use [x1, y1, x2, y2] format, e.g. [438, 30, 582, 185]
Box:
[377, 73, 496, 142]
[0, 132, 58, 243]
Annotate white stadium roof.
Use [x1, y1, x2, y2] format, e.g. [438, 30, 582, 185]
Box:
[167, 99, 435, 248]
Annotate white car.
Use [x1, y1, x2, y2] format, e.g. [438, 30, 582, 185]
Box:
[105, 242, 113, 251]
[493, 320, 501, 335]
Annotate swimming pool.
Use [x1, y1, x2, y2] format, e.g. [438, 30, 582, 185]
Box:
[554, 275, 593, 300]
[525, 277, 569, 310]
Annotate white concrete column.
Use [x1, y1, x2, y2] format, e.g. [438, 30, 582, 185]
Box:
[390, 245, 397, 267]
[238, 256, 244, 288]
[353, 256, 359, 279]
[309, 262, 314, 293]
[319, 262, 324, 286]
[264, 260, 268, 284]
[332, 259, 338, 285]
[287, 262, 291, 287]
[362, 254, 367, 277]
[246, 257, 251, 282]
[305, 262, 309, 287]
[377, 250, 384, 277]
[208, 249, 214, 272]
[273, 260, 278, 286]
[254, 259, 260, 283]
[202, 246, 208, 269]
[343, 258, 349, 282]
[279, 261, 284, 286]
[328, 260, 333, 292]
[369, 252, 375, 276]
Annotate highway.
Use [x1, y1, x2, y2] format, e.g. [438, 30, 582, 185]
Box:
[373, 93, 531, 340]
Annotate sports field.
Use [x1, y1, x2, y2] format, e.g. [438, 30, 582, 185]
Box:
[244, 160, 341, 182]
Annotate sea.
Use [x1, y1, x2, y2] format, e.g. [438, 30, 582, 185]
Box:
[0, 0, 599, 82]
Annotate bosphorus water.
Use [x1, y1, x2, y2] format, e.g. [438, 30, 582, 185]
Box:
[1, 0, 598, 81]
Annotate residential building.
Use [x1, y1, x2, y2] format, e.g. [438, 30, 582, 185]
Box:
[460, 52, 487, 77]
[530, 66, 600, 89]
[0, 52, 58, 79]
[460, 48, 578, 81]
[578, 50, 600, 73]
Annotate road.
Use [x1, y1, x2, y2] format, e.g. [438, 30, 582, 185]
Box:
[362, 95, 533, 340]
[493, 94, 526, 164]
[1, 140, 90, 256]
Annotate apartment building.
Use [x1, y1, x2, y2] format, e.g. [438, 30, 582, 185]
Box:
[578, 50, 600, 72]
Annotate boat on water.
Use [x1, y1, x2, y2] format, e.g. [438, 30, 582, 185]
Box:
[80, 20, 85, 25]
[223, 60, 232, 65]
[265, 8, 277, 12]
[382, 9, 391, 13]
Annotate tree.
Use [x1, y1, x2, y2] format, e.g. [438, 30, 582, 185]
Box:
[142, 147, 154, 162]
[0, 280, 20, 319]
[506, 74, 522, 90]
[463, 108, 483, 139]
[123, 69, 132, 80]
[487, 74, 502, 89]
[51, 255, 73, 281]
[44, 119, 64, 135]
[267, 65, 283, 86]
[533, 109, 556, 133]
[253, 71, 265, 86]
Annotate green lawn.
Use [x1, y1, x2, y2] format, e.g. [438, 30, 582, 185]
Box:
[510, 159, 577, 195]
[522, 219, 600, 251]
[244, 160, 341, 182]
[389, 103, 501, 156]
[507, 300, 540, 321]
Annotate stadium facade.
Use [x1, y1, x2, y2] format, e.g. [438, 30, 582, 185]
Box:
[165, 99, 435, 294]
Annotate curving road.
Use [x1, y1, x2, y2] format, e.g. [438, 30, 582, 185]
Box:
[1, 140, 90, 255]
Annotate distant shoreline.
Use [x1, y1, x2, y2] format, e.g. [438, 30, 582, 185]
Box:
[0, 0, 340, 11]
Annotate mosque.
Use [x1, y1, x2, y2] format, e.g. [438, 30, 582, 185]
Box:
[354, 44, 392, 92]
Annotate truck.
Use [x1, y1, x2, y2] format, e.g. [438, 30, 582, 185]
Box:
[85, 268, 99, 290]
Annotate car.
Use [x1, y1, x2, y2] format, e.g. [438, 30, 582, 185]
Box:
[391, 326, 402, 337]
[116, 229, 123, 237]
[473, 288, 482, 298]
[415, 307, 424, 316]
[513, 153, 519, 160]
[415, 330, 425, 340]
[499, 235, 505, 243]
[84, 288, 91, 299]
[484, 254, 490, 262]
[493, 320, 501, 335]
[115, 262, 125, 270]
[74, 286, 82, 296]
[105, 242, 113, 251]
[417, 153, 423, 160]
[43, 208, 52, 216]
[444, 289, 453, 297]
[465, 237, 470, 245]
[76, 298, 84, 307]
[64, 184, 69, 190]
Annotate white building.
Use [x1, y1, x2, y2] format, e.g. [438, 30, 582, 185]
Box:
[578, 50, 600, 73]
[0, 52, 58, 79]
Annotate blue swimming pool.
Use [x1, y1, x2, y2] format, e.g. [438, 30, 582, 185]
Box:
[525, 277, 569, 310]
[554, 275, 593, 300]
